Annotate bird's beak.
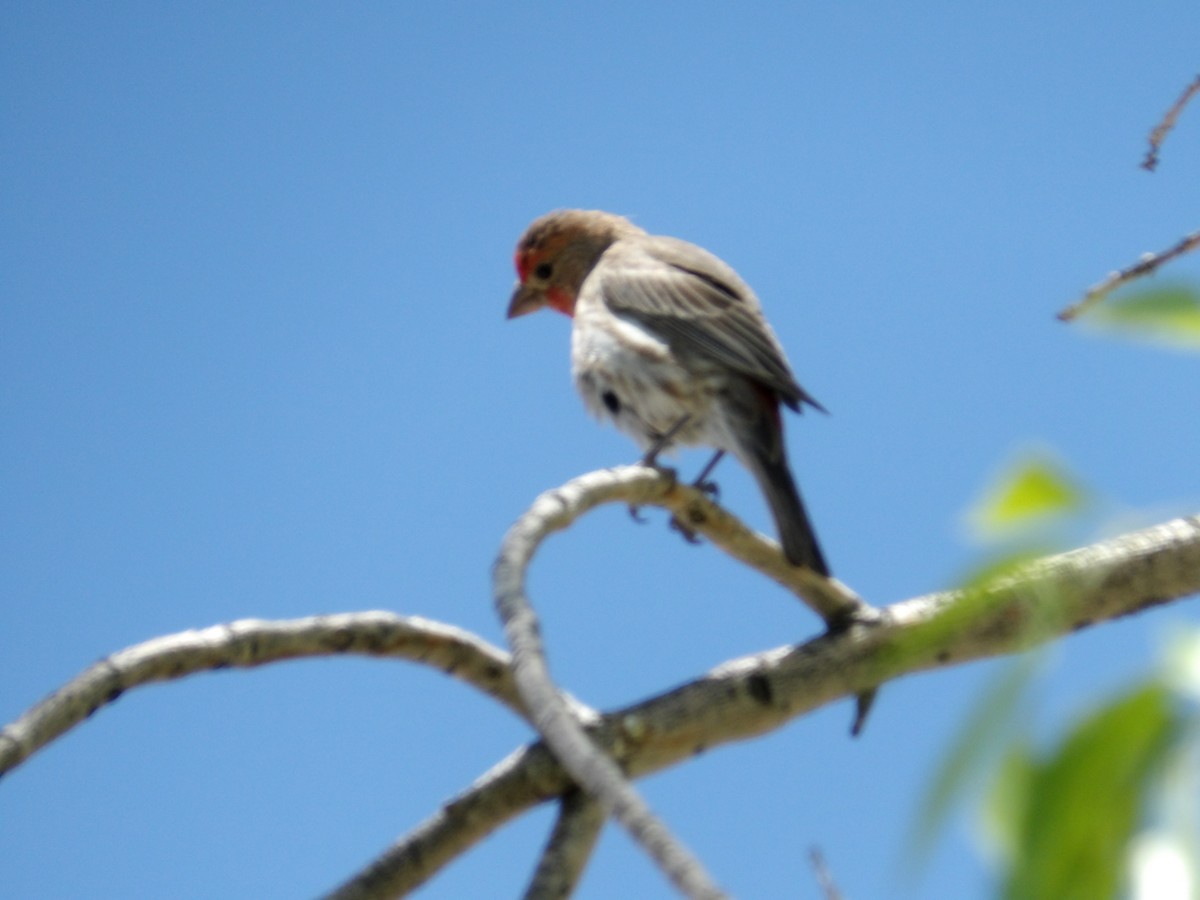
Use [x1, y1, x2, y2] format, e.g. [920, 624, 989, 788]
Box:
[506, 282, 545, 319]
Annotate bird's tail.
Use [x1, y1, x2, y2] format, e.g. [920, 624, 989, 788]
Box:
[749, 450, 830, 576]
[723, 380, 830, 575]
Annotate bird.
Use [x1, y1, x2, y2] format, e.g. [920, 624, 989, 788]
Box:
[506, 209, 830, 576]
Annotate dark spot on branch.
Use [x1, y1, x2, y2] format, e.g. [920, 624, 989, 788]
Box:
[747, 673, 773, 705]
[936, 650, 951, 664]
[329, 629, 355, 652]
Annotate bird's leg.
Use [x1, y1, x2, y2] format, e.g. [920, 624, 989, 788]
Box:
[629, 416, 690, 524]
[666, 450, 723, 545]
[639, 415, 691, 468]
[691, 449, 725, 499]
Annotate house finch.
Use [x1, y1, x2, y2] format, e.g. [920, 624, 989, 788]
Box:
[507, 209, 830, 575]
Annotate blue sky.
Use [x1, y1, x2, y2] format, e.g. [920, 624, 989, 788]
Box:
[3, 4, 1198, 898]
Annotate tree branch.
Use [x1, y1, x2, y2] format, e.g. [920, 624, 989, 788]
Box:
[1057, 229, 1200, 322]
[494, 470, 731, 900]
[322, 743, 569, 900]
[0, 612, 534, 778]
[523, 790, 606, 900]
[495, 465, 873, 625]
[1142, 73, 1200, 172]
[1058, 73, 1200, 321]
[331, 512, 1200, 897]
[5, 465, 1198, 898]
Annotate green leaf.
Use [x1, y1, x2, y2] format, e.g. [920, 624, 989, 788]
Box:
[909, 656, 1040, 873]
[1087, 285, 1200, 350]
[968, 453, 1087, 539]
[981, 743, 1037, 869]
[1001, 682, 1179, 900]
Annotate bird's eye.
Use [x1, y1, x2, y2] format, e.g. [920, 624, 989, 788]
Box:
[534, 262, 553, 280]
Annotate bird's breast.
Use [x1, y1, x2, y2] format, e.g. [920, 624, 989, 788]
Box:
[569, 305, 721, 450]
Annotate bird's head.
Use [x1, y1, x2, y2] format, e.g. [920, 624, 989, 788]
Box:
[507, 209, 640, 319]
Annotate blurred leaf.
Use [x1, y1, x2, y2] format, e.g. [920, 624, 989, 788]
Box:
[980, 742, 1037, 869]
[910, 655, 1040, 872]
[1132, 650, 1200, 900]
[1162, 627, 1200, 702]
[885, 552, 1043, 680]
[1001, 682, 1180, 900]
[968, 453, 1087, 539]
[1129, 831, 1196, 900]
[1087, 284, 1200, 350]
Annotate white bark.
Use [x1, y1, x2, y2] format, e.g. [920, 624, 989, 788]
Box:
[3, 467, 1198, 898]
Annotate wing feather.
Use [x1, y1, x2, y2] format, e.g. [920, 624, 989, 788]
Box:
[591, 236, 824, 412]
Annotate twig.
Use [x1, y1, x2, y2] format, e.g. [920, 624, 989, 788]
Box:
[1056, 230, 1200, 322]
[0, 612, 535, 778]
[809, 847, 844, 900]
[1142, 74, 1200, 171]
[523, 791, 606, 900]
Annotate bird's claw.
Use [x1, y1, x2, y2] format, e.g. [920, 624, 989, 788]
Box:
[628, 504, 648, 524]
[668, 515, 703, 545]
[638, 456, 677, 479]
[694, 478, 720, 500]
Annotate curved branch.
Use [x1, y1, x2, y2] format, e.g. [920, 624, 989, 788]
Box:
[5, 463, 1197, 898]
[335, 514, 1200, 897]
[0, 612, 530, 778]
[494, 470, 730, 899]
[497, 465, 873, 624]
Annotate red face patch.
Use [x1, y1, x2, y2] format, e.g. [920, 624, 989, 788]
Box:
[546, 286, 574, 317]
[514, 251, 531, 282]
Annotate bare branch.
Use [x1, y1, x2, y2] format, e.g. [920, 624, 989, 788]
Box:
[322, 743, 569, 900]
[332, 514, 1200, 897]
[497, 465, 874, 625]
[494, 470, 731, 899]
[0, 612, 531, 778]
[5, 462, 1198, 898]
[523, 791, 606, 900]
[1142, 73, 1200, 171]
[809, 847, 844, 900]
[1057, 229, 1200, 322]
[1058, 75, 1200, 322]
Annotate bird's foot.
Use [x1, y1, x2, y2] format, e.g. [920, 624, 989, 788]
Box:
[668, 515, 703, 545]
[629, 460, 676, 523]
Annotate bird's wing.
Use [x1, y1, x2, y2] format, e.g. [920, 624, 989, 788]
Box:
[593, 235, 823, 412]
